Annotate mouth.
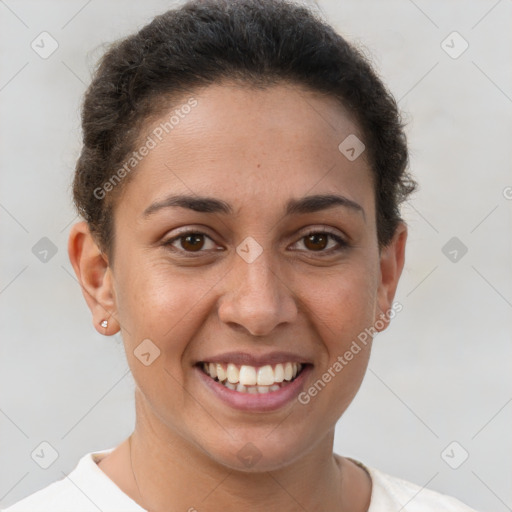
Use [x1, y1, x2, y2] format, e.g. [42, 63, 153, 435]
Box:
[198, 361, 307, 394]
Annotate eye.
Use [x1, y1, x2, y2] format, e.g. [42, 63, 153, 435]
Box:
[293, 229, 348, 255]
[163, 231, 219, 254]
[163, 228, 348, 257]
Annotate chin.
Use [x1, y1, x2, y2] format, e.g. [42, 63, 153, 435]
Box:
[197, 429, 315, 473]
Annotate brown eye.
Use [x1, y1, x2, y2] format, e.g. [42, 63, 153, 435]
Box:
[295, 231, 348, 255]
[164, 231, 218, 254]
[180, 233, 206, 252]
[303, 233, 329, 251]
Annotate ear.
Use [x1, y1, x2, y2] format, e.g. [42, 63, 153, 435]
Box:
[68, 221, 120, 336]
[374, 221, 407, 332]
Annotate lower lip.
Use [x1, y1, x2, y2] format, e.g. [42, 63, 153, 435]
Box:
[196, 365, 312, 412]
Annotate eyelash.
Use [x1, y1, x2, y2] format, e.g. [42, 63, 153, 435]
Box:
[162, 228, 348, 257]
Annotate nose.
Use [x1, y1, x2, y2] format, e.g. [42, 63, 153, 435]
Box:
[217, 249, 298, 337]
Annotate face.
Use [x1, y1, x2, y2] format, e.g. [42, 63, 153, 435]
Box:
[72, 81, 406, 472]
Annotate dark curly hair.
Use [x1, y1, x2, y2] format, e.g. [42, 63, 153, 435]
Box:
[72, 0, 416, 259]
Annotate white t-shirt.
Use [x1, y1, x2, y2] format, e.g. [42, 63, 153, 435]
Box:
[1, 448, 478, 511]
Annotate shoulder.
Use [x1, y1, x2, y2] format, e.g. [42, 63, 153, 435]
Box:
[0, 448, 141, 512]
[358, 462, 479, 512]
[0, 477, 95, 512]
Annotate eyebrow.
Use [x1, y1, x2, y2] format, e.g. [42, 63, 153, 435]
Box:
[142, 193, 365, 220]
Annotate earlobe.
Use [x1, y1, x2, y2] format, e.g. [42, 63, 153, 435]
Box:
[68, 221, 120, 336]
[375, 222, 407, 332]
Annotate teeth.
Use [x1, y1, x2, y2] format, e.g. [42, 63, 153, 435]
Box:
[274, 363, 284, 382]
[257, 365, 274, 386]
[226, 363, 239, 384]
[216, 363, 226, 382]
[201, 361, 304, 393]
[239, 365, 257, 386]
[284, 362, 293, 381]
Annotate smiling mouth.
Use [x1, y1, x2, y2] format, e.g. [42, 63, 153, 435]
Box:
[199, 362, 307, 394]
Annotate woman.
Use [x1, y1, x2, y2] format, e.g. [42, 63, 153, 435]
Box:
[2, 0, 479, 510]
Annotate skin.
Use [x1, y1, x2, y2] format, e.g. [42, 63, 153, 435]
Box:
[68, 81, 407, 512]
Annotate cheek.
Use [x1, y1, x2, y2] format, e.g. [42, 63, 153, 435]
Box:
[298, 260, 379, 343]
[114, 258, 219, 350]
[286, 264, 379, 438]
[115, 245, 380, 351]
[112, 261, 216, 413]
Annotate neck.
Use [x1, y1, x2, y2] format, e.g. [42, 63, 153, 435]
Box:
[123, 390, 370, 512]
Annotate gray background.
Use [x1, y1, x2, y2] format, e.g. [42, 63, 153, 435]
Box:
[1, 1, 511, 510]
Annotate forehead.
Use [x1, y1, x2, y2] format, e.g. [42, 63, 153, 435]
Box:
[119, 82, 374, 221]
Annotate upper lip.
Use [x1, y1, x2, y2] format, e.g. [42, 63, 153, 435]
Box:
[197, 351, 313, 367]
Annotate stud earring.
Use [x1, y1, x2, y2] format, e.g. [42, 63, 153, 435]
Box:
[100, 320, 108, 328]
